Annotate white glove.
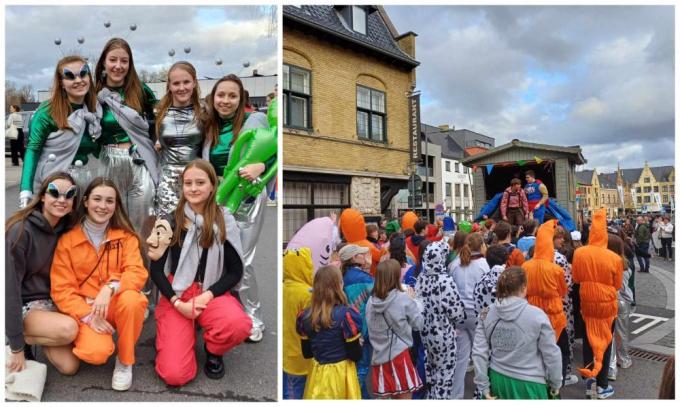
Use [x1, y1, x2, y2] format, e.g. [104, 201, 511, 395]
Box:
[19, 191, 33, 209]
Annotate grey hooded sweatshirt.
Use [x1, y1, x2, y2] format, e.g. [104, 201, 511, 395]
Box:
[472, 296, 562, 395]
[366, 288, 424, 365]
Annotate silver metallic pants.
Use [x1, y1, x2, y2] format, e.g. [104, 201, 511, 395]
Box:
[100, 146, 156, 238]
[234, 190, 268, 332]
[68, 161, 100, 197]
[610, 299, 632, 372]
[154, 164, 184, 217]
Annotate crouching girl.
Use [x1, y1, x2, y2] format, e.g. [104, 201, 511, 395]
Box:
[50, 177, 148, 391]
[150, 159, 251, 386]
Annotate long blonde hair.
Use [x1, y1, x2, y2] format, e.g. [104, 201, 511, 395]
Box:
[310, 266, 348, 332]
[49, 55, 98, 129]
[171, 159, 226, 249]
[154, 61, 202, 140]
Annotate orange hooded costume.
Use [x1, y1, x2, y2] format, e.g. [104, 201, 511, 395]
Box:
[524, 219, 568, 340]
[339, 208, 382, 275]
[401, 211, 418, 231]
[572, 208, 623, 378]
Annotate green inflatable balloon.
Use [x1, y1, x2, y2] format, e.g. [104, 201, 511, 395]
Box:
[458, 220, 472, 233]
[216, 99, 278, 212]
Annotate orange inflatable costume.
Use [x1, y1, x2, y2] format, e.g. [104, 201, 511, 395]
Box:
[401, 211, 418, 231]
[572, 208, 623, 378]
[339, 208, 382, 275]
[524, 219, 568, 340]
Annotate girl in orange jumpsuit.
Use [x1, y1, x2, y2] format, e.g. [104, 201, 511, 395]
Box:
[51, 177, 148, 391]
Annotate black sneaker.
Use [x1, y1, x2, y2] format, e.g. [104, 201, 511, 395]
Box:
[204, 344, 225, 380]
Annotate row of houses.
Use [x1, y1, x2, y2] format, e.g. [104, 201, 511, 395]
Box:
[576, 164, 675, 218]
[281, 5, 498, 242]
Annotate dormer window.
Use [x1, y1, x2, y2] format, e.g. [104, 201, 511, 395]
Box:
[337, 5, 368, 35]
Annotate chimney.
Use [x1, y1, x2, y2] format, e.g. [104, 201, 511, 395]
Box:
[252, 69, 260, 76]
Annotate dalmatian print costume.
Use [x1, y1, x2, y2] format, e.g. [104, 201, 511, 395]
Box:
[473, 264, 506, 315]
[415, 240, 466, 399]
[554, 249, 575, 374]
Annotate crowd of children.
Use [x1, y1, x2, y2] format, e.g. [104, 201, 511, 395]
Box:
[283, 207, 637, 400]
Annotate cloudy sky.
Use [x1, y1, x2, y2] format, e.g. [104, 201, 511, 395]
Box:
[5, 5, 277, 91]
[385, 5, 674, 172]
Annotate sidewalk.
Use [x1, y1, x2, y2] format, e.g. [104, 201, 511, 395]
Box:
[5, 157, 22, 188]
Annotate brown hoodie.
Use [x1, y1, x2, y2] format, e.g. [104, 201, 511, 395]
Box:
[572, 208, 623, 378]
[524, 219, 568, 340]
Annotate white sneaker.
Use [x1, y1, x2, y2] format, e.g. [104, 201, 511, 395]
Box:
[112, 358, 133, 391]
[564, 374, 579, 386]
[247, 325, 264, 342]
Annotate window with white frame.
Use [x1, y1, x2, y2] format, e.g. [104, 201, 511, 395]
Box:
[283, 64, 311, 128]
[356, 85, 386, 142]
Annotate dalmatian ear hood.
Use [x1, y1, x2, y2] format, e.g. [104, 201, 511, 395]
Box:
[422, 240, 449, 275]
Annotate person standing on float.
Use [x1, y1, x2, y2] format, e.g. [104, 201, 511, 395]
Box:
[524, 170, 549, 224]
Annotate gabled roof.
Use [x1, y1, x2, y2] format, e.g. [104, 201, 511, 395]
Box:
[620, 168, 643, 184]
[461, 139, 586, 165]
[650, 166, 674, 182]
[283, 5, 419, 69]
[575, 170, 593, 185]
[598, 173, 618, 189]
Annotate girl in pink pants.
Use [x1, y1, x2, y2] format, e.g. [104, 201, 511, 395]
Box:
[149, 159, 252, 386]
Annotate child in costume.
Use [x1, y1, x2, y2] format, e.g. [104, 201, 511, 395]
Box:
[572, 207, 623, 399]
[202, 74, 273, 342]
[415, 239, 466, 399]
[472, 266, 563, 399]
[153, 61, 204, 217]
[282, 247, 314, 399]
[296, 266, 363, 399]
[50, 178, 148, 391]
[149, 160, 251, 386]
[95, 38, 158, 238]
[365, 259, 424, 398]
[522, 220, 570, 387]
[19, 55, 102, 208]
[606, 233, 633, 381]
[6, 173, 81, 376]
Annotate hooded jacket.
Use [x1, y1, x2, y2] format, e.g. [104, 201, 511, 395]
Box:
[282, 247, 314, 376]
[523, 220, 568, 340]
[401, 211, 418, 232]
[50, 225, 148, 320]
[572, 208, 623, 378]
[339, 208, 381, 275]
[366, 289, 424, 365]
[5, 210, 68, 351]
[472, 296, 563, 394]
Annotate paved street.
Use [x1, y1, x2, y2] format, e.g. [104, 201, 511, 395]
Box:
[5, 158, 278, 401]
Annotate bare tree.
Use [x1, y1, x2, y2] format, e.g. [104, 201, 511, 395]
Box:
[138, 67, 169, 83]
[5, 81, 35, 112]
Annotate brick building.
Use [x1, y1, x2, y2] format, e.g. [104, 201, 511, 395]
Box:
[282, 5, 419, 242]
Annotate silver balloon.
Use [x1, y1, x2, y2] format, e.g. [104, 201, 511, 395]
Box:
[243, 61, 250, 68]
[215, 58, 223, 66]
[183, 46, 191, 54]
[77, 36, 85, 44]
[168, 49, 175, 57]
[104, 21, 111, 28]
[129, 24, 137, 31]
[54, 38, 62, 46]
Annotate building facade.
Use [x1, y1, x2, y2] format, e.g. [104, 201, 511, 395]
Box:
[282, 5, 419, 242]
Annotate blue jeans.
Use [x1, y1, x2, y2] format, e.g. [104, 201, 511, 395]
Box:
[636, 242, 650, 271]
[282, 371, 306, 399]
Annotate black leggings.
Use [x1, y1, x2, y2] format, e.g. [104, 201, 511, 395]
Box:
[557, 329, 571, 385]
[582, 320, 615, 388]
[661, 238, 673, 259]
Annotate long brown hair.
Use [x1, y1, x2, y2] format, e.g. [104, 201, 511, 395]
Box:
[48, 55, 98, 129]
[6, 172, 78, 248]
[310, 265, 348, 332]
[171, 159, 226, 249]
[373, 259, 404, 300]
[607, 232, 629, 270]
[76, 177, 140, 248]
[496, 266, 527, 299]
[154, 61, 202, 140]
[459, 232, 485, 266]
[203, 74, 247, 149]
[95, 38, 145, 113]
[658, 355, 675, 399]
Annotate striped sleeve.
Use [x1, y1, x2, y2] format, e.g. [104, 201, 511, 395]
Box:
[342, 306, 363, 342]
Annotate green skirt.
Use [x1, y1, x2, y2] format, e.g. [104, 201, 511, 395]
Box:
[489, 369, 549, 400]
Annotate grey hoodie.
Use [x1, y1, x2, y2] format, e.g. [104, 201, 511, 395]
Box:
[5, 210, 68, 350]
[472, 296, 562, 395]
[366, 288, 424, 365]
